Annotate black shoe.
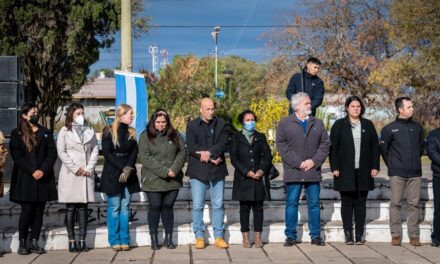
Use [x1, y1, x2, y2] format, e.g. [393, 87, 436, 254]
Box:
[78, 240, 89, 252]
[29, 239, 46, 254]
[344, 230, 354, 245]
[17, 239, 30, 255]
[311, 237, 325, 246]
[431, 241, 440, 247]
[68, 241, 78, 253]
[150, 234, 161, 250]
[164, 233, 177, 249]
[283, 237, 296, 247]
[355, 232, 365, 245]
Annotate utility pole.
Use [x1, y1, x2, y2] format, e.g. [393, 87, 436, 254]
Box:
[211, 26, 221, 88]
[121, 0, 132, 71]
[149, 45, 159, 76]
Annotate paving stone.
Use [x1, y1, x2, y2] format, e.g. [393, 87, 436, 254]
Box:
[263, 243, 312, 264]
[31, 251, 77, 264]
[0, 253, 39, 264]
[330, 242, 392, 264]
[226, 245, 268, 260]
[367, 242, 432, 264]
[402, 244, 440, 263]
[297, 243, 352, 264]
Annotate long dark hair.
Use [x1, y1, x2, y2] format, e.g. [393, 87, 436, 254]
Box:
[345, 95, 366, 117]
[18, 102, 38, 151]
[65, 102, 84, 130]
[147, 108, 180, 149]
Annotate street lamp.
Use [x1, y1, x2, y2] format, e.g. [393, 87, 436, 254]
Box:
[211, 26, 221, 89]
[223, 69, 233, 104]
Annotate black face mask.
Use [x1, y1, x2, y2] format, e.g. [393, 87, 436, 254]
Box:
[29, 114, 40, 125]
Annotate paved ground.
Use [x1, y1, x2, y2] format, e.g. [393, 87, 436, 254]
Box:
[1, 243, 440, 264]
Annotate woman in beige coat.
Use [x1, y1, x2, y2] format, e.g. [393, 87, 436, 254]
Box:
[57, 103, 99, 252]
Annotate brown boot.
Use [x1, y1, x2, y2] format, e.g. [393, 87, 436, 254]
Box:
[391, 236, 401, 246]
[410, 237, 422, 247]
[254, 232, 263, 248]
[242, 232, 251, 248]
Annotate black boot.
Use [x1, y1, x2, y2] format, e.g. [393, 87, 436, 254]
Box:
[164, 233, 177, 249]
[150, 234, 161, 250]
[29, 239, 45, 254]
[344, 230, 354, 245]
[17, 239, 30, 255]
[78, 240, 89, 252]
[355, 231, 365, 245]
[68, 240, 78, 253]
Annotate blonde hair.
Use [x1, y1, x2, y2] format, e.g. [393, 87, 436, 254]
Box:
[111, 104, 136, 147]
[0, 131, 4, 145]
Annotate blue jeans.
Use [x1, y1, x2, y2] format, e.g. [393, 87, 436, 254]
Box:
[191, 178, 225, 239]
[106, 187, 132, 246]
[285, 182, 321, 240]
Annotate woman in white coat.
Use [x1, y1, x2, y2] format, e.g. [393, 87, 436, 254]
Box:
[57, 103, 99, 252]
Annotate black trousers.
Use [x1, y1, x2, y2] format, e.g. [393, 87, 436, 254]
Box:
[146, 190, 179, 234]
[239, 201, 264, 232]
[65, 203, 88, 240]
[432, 176, 440, 243]
[340, 191, 368, 235]
[19, 202, 46, 240]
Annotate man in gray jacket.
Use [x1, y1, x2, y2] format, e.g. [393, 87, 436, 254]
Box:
[276, 92, 331, 246]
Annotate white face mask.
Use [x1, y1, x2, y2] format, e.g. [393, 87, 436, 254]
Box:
[74, 115, 85, 125]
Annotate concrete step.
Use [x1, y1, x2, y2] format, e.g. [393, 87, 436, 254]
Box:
[0, 200, 434, 229]
[0, 220, 433, 252]
[0, 175, 435, 206]
[1, 164, 435, 206]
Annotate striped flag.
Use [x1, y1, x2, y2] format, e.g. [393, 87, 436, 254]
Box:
[114, 70, 148, 138]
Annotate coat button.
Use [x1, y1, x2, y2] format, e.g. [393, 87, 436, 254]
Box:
[250, 150, 253, 153]
[250, 159, 254, 162]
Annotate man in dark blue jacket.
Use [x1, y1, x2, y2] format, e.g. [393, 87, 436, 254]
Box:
[427, 127, 440, 247]
[380, 96, 424, 247]
[286, 57, 325, 116]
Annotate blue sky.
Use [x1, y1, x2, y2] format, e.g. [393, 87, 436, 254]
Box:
[89, 0, 298, 73]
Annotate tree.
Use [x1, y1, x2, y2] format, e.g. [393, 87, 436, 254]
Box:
[0, 0, 149, 130]
[268, 0, 394, 102]
[144, 55, 267, 131]
[370, 0, 440, 128]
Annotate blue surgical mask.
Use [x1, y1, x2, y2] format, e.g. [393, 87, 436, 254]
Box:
[243, 121, 256, 132]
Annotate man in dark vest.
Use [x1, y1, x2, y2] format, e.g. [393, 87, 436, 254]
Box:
[286, 57, 324, 116]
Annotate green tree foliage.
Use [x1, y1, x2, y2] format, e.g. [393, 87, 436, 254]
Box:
[269, 0, 393, 100]
[143, 55, 266, 131]
[0, 0, 148, 130]
[370, 0, 440, 127]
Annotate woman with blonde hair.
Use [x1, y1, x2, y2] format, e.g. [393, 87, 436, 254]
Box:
[57, 102, 99, 252]
[101, 104, 140, 251]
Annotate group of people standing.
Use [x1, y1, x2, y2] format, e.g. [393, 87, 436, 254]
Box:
[3, 57, 440, 255]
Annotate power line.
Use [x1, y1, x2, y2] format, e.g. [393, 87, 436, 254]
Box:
[148, 25, 299, 28]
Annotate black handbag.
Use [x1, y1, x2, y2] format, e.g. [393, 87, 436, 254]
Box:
[268, 163, 280, 181]
[94, 172, 102, 192]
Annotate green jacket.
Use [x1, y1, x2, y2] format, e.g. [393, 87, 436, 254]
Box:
[139, 131, 187, 192]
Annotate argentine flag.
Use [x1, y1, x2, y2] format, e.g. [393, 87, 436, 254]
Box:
[114, 70, 148, 138]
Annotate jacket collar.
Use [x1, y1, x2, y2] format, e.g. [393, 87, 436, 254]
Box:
[396, 116, 413, 124]
[290, 113, 316, 125]
[64, 126, 94, 144]
[197, 116, 217, 127]
[238, 130, 259, 146]
[303, 69, 318, 79]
